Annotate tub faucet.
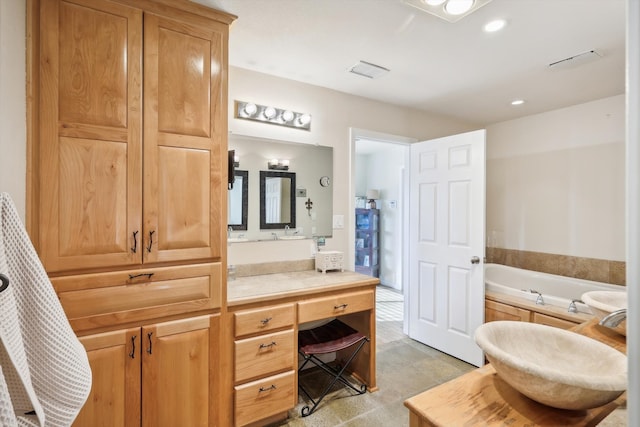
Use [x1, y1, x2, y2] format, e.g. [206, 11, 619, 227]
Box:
[599, 309, 627, 328]
[568, 299, 583, 313]
[530, 289, 544, 305]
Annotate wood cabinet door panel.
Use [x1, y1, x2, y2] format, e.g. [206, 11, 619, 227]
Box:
[39, 0, 142, 272]
[74, 328, 140, 427]
[485, 299, 531, 322]
[532, 312, 579, 330]
[142, 316, 213, 427]
[143, 13, 227, 264]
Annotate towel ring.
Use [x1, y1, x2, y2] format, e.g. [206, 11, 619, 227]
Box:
[0, 273, 9, 293]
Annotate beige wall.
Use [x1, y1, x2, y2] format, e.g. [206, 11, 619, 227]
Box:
[0, 0, 27, 218]
[486, 94, 625, 261]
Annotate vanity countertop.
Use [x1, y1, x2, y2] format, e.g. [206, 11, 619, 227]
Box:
[227, 269, 379, 306]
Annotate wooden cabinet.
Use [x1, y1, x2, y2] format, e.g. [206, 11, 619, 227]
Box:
[232, 304, 297, 426]
[355, 209, 379, 277]
[485, 298, 582, 330]
[30, 0, 234, 425]
[75, 315, 218, 427]
[36, 0, 230, 273]
[298, 290, 375, 324]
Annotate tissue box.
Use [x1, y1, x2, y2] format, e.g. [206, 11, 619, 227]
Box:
[315, 251, 344, 273]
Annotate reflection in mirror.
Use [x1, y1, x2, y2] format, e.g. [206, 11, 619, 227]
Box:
[229, 134, 332, 241]
[228, 170, 248, 230]
[260, 171, 296, 229]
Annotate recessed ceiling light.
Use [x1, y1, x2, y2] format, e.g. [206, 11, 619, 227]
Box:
[423, 0, 446, 5]
[484, 19, 506, 33]
[511, 99, 525, 106]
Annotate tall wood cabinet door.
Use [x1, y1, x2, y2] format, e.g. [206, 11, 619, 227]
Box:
[142, 14, 229, 264]
[39, 0, 143, 273]
[142, 315, 218, 427]
[74, 328, 141, 427]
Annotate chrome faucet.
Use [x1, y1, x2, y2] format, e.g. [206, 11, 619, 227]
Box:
[568, 299, 583, 313]
[284, 225, 290, 236]
[599, 309, 627, 328]
[530, 289, 544, 305]
[228, 226, 233, 238]
[271, 232, 278, 240]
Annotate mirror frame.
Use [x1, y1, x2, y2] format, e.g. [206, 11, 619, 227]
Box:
[259, 170, 296, 230]
[228, 169, 248, 231]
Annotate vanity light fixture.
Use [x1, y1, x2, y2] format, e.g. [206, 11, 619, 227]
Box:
[268, 159, 290, 171]
[235, 100, 312, 131]
[233, 154, 240, 167]
[403, 0, 493, 23]
[511, 99, 525, 106]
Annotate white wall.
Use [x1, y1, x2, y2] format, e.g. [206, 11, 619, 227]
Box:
[227, 66, 476, 265]
[486, 94, 625, 261]
[0, 0, 26, 219]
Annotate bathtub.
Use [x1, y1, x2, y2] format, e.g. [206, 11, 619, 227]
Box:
[484, 263, 623, 315]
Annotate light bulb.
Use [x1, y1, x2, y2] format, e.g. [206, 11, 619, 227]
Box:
[281, 110, 294, 122]
[297, 114, 311, 126]
[423, 0, 446, 5]
[444, 0, 474, 15]
[263, 106, 277, 119]
[243, 102, 257, 116]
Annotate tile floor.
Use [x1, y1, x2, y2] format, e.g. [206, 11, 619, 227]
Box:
[272, 285, 475, 426]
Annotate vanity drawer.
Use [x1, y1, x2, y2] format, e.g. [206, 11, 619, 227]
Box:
[53, 263, 222, 332]
[298, 290, 374, 323]
[234, 370, 296, 427]
[235, 329, 295, 383]
[234, 303, 295, 338]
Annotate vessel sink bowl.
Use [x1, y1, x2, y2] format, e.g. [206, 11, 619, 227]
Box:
[278, 235, 306, 240]
[582, 291, 627, 336]
[474, 321, 627, 410]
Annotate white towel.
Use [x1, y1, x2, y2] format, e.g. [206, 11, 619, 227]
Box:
[0, 192, 92, 426]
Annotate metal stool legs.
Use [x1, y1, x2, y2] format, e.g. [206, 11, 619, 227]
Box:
[297, 320, 370, 417]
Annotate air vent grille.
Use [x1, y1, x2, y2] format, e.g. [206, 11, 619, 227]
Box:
[348, 61, 390, 79]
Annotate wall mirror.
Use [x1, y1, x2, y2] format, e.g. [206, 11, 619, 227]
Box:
[260, 171, 296, 229]
[228, 170, 248, 231]
[228, 134, 333, 241]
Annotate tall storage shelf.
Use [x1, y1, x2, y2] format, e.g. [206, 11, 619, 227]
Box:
[28, 0, 235, 425]
[355, 208, 379, 278]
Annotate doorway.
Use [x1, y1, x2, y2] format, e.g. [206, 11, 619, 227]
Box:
[349, 128, 414, 335]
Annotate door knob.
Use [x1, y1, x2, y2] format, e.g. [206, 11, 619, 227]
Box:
[471, 256, 480, 264]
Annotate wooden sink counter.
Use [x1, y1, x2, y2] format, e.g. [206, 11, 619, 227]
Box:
[404, 318, 627, 427]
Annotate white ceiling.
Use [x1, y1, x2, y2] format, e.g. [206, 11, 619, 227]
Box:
[199, 0, 626, 126]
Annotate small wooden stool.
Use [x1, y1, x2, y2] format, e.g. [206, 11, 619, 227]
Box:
[298, 319, 370, 417]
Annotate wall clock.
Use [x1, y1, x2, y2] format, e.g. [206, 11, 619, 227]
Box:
[319, 176, 331, 187]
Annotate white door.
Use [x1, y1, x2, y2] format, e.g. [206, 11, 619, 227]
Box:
[408, 130, 485, 367]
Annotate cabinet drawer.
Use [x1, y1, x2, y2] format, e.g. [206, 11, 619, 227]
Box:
[235, 370, 296, 427]
[53, 263, 221, 332]
[235, 330, 295, 384]
[298, 290, 374, 323]
[234, 304, 295, 338]
[532, 312, 579, 330]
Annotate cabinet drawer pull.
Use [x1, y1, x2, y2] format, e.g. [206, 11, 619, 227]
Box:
[147, 332, 153, 354]
[259, 385, 277, 393]
[128, 273, 154, 280]
[129, 335, 137, 359]
[259, 341, 277, 350]
[334, 303, 348, 310]
[146, 230, 155, 253]
[260, 317, 273, 325]
[131, 231, 139, 253]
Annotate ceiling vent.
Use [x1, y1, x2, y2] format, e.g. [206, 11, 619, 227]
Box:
[548, 50, 603, 70]
[348, 61, 390, 79]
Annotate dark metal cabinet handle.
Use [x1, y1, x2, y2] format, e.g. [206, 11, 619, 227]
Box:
[334, 303, 348, 310]
[260, 317, 273, 325]
[259, 341, 277, 350]
[146, 230, 155, 253]
[131, 231, 139, 253]
[259, 385, 276, 393]
[0, 273, 9, 293]
[129, 335, 137, 359]
[147, 332, 153, 354]
[128, 273, 154, 280]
